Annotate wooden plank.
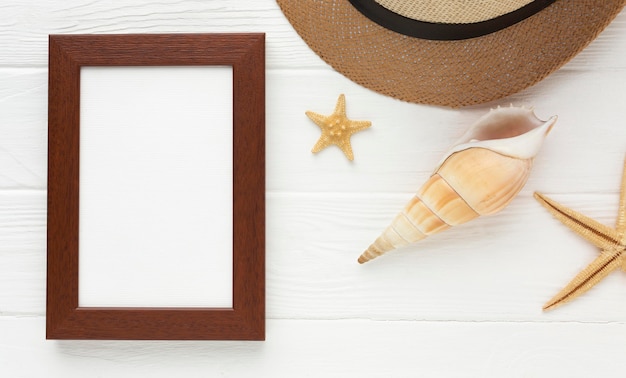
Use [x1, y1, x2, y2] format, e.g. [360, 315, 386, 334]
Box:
[268, 68, 626, 194]
[4, 190, 626, 321]
[0, 69, 47, 189]
[0, 1, 625, 70]
[1, 317, 626, 377]
[266, 192, 626, 322]
[4, 66, 626, 192]
[0, 190, 45, 315]
[0, 0, 309, 69]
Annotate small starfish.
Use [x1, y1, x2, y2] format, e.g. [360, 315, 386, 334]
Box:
[534, 158, 626, 311]
[305, 94, 371, 161]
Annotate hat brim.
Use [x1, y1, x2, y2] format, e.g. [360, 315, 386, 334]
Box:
[277, 0, 625, 107]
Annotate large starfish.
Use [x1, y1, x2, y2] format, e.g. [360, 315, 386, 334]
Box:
[305, 94, 371, 161]
[534, 159, 626, 311]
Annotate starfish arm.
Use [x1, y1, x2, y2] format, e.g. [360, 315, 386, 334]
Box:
[543, 249, 622, 311]
[534, 192, 621, 250]
[305, 111, 329, 129]
[337, 140, 354, 161]
[334, 94, 346, 115]
[311, 136, 331, 154]
[347, 120, 372, 133]
[616, 157, 626, 236]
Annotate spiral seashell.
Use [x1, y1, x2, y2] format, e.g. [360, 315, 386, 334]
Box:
[358, 106, 556, 264]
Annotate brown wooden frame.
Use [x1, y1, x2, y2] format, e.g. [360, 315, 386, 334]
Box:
[47, 34, 265, 340]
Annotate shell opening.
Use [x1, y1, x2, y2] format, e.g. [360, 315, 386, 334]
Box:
[439, 107, 556, 166]
[461, 107, 552, 144]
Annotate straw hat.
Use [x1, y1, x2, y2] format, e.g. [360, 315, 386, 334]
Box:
[277, 0, 625, 107]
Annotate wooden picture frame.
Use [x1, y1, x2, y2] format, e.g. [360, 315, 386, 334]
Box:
[47, 34, 265, 340]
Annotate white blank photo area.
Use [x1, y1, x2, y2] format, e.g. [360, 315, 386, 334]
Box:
[78, 66, 234, 308]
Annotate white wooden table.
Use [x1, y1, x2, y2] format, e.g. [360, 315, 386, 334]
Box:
[1, 1, 626, 376]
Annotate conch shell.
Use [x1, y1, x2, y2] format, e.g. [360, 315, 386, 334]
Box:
[358, 106, 556, 264]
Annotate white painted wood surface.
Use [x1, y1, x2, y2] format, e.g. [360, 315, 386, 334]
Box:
[2, 1, 626, 376]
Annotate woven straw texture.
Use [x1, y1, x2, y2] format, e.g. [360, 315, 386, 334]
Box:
[277, 0, 625, 107]
[375, 0, 534, 23]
